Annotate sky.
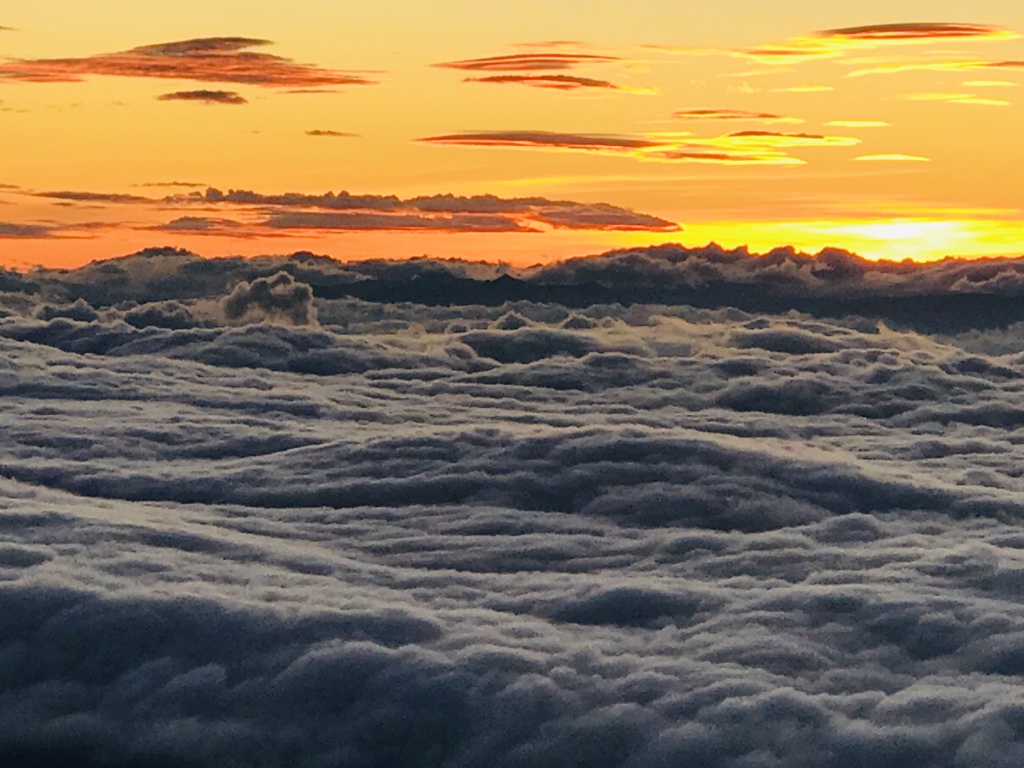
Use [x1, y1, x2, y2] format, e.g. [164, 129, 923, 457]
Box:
[2, 0, 1024, 268]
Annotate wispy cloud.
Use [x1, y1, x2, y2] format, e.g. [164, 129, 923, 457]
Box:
[673, 108, 803, 124]
[464, 74, 622, 91]
[418, 130, 659, 153]
[149, 216, 259, 236]
[962, 79, 1019, 87]
[35, 190, 150, 204]
[899, 91, 1010, 106]
[434, 53, 618, 72]
[418, 128, 859, 166]
[740, 23, 1017, 65]
[305, 130, 359, 138]
[157, 89, 248, 105]
[0, 221, 53, 238]
[0, 37, 376, 88]
[136, 181, 208, 188]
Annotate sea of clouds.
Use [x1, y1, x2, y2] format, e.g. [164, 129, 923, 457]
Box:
[5, 245, 1024, 766]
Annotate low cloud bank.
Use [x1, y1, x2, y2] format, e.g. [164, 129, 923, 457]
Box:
[10, 243, 1024, 332]
[5, 248, 1024, 765]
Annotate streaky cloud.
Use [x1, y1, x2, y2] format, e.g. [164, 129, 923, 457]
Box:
[464, 74, 621, 91]
[34, 190, 151, 204]
[417, 130, 658, 151]
[673, 108, 803, 124]
[0, 36, 377, 88]
[820, 22, 1018, 42]
[305, 129, 359, 137]
[434, 52, 619, 71]
[157, 89, 248, 105]
[856, 154, 931, 162]
[0, 222, 53, 238]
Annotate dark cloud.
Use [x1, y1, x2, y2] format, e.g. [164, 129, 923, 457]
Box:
[168, 187, 680, 233]
[465, 74, 621, 91]
[156, 89, 248, 105]
[148, 216, 257, 237]
[136, 181, 208, 188]
[223, 271, 317, 325]
[0, 222, 53, 238]
[264, 211, 536, 233]
[417, 130, 658, 151]
[305, 129, 358, 137]
[0, 36, 376, 88]
[35, 190, 151, 204]
[434, 53, 619, 72]
[532, 203, 680, 232]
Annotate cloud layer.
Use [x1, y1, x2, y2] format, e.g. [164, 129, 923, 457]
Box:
[6, 247, 1024, 765]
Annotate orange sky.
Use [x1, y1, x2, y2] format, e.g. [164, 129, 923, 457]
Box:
[2, 1, 1024, 269]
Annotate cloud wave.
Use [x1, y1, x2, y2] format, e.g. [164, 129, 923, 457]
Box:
[7, 246, 1024, 765]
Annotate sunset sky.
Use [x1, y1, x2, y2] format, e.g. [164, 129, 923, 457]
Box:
[2, 0, 1024, 269]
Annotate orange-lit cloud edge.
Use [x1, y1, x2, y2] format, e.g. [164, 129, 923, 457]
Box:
[2, 24, 1024, 269]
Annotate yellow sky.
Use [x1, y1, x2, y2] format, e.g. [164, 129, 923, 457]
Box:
[2, 1, 1024, 269]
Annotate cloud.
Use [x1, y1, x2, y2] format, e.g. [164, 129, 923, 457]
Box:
[0, 36, 376, 88]
[0, 222, 53, 238]
[12, 248, 1024, 768]
[263, 211, 537, 233]
[136, 181, 208, 188]
[34, 190, 153, 204]
[899, 92, 1010, 106]
[222, 271, 317, 325]
[464, 74, 621, 91]
[693, 129, 860, 149]
[156, 89, 248, 105]
[162, 187, 681, 233]
[417, 130, 658, 152]
[739, 22, 1017, 65]
[823, 22, 1017, 42]
[417, 129, 856, 165]
[148, 216, 261, 237]
[673, 108, 803, 123]
[531, 204, 680, 232]
[962, 80, 1019, 87]
[434, 53, 619, 72]
[305, 130, 358, 137]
